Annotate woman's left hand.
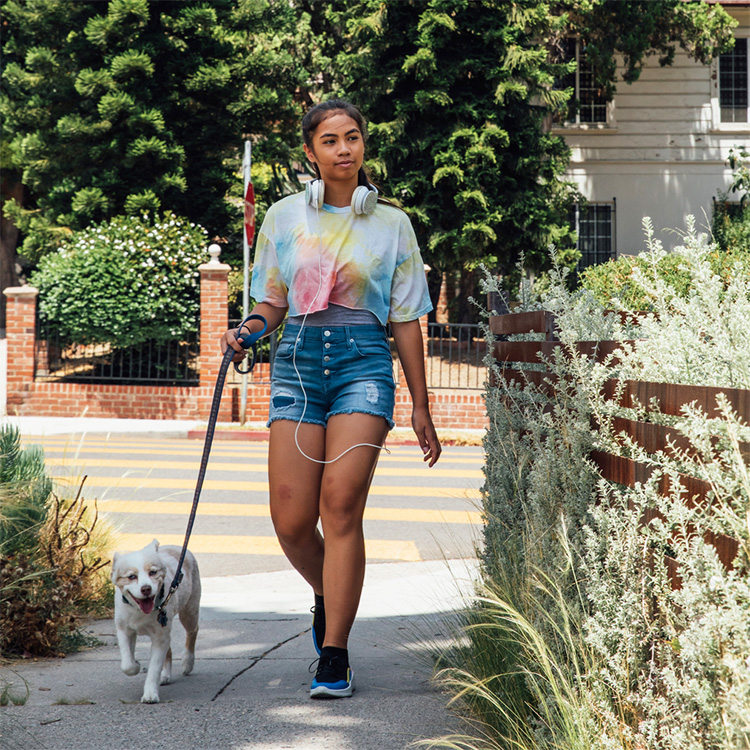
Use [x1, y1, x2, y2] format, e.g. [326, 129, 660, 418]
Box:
[412, 405, 441, 467]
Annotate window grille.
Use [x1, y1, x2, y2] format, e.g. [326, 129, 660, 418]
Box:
[720, 38, 749, 124]
[571, 201, 616, 270]
[558, 38, 608, 125]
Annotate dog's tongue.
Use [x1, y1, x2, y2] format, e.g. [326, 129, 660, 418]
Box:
[138, 597, 155, 615]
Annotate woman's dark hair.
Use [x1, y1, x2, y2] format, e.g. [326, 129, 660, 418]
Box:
[302, 99, 370, 188]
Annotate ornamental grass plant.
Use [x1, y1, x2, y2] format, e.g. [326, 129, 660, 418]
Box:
[430, 219, 750, 750]
[0, 425, 114, 658]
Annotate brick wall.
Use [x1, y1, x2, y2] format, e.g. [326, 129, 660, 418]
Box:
[3, 261, 487, 431]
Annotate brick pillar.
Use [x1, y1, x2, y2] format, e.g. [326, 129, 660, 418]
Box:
[3, 286, 38, 413]
[199, 247, 232, 422]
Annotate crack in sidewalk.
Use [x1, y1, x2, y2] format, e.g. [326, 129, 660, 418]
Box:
[211, 628, 309, 701]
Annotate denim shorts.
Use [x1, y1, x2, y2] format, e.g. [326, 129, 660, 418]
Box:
[268, 324, 396, 429]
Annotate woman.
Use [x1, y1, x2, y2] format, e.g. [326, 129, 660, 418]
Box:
[221, 99, 441, 699]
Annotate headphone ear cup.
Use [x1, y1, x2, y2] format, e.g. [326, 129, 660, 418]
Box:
[351, 186, 377, 215]
[306, 179, 324, 209]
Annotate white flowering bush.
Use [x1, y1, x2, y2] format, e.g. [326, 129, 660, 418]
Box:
[30, 212, 208, 347]
[432, 218, 750, 750]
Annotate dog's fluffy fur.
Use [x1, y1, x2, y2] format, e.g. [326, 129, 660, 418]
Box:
[111, 539, 201, 703]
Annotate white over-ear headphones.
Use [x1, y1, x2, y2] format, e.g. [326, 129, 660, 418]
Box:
[305, 179, 378, 215]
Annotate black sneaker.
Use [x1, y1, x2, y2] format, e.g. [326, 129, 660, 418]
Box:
[311, 596, 325, 656]
[310, 649, 354, 698]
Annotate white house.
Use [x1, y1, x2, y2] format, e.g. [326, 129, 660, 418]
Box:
[555, 1, 750, 266]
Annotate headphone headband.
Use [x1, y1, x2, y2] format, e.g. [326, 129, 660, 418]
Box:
[305, 180, 377, 215]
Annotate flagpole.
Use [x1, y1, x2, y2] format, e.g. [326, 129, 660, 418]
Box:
[240, 140, 252, 425]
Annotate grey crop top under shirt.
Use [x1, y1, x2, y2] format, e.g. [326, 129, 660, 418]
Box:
[288, 303, 381, 327]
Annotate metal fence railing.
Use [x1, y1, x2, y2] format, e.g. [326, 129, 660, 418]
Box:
[34, 318, 199, 385]
[425, 322, 486, 390]
[226, 320, 487, 390]
[34, 317, 486, 389]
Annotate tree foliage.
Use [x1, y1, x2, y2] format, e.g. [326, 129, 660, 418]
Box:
[290, 0, 735, 318]
[1, 0, 738, 326]
[556, 0, 736, 97]
[1, 0, 307, 264]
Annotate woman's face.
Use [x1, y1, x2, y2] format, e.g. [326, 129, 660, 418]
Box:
[303, 112, 365, 186]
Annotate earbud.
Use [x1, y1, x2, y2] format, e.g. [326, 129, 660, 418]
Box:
[305, 179, 377, 215]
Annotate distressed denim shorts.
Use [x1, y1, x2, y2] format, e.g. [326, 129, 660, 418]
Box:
[268, 324, 396, 429]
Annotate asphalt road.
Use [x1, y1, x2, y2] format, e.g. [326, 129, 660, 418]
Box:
[38, 434, 485, 577]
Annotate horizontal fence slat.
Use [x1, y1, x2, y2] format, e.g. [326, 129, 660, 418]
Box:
[609, 417, 692, 456]
[603, 379, 750, 418]
[607, 416, 750, 462]
[494, 340, 635, 367]
[494, 340, 560, 363]
[490, 311, 556, 338]
[705, 531, 740, 571]
[574, 340, 632, 363]
[493, 368, 556, 389]
[590, 451, 656, 486]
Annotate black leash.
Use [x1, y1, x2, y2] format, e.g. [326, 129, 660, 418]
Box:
[156, 314, 268, 627]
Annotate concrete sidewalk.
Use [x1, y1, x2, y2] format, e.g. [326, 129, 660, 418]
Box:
[1, 559, 477, 750]
[1, 416, 482, 747]
[2, 415, 208, 438]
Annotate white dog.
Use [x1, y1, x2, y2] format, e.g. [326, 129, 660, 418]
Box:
[111, 539, 201, 703]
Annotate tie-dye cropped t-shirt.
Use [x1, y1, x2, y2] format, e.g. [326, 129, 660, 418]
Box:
[250, 192, 432, 325]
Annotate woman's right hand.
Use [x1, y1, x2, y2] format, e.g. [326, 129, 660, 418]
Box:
[220, 326, 249, 364]
[219, 302, 288, 364]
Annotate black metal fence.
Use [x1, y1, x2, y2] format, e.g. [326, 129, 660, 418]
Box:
[224, 320, 486, 390]
[425, 322, 486, 390]
[34, 317, 485, 389]
[35, 318, 199, 385]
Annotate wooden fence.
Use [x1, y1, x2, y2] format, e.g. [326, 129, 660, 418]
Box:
[490, 310, 746, 585]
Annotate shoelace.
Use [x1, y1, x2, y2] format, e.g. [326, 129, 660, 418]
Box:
[308, 654, 347, 681]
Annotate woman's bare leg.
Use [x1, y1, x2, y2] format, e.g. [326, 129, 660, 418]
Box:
[268, 420, 326, 595]
[318, 413, 388, 649]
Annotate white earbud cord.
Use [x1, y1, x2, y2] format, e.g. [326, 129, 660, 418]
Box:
[291, 198, 389, 464]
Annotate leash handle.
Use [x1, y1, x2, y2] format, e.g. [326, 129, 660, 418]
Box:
[159, 314, 268, 625]
[233, 314, 268, 374]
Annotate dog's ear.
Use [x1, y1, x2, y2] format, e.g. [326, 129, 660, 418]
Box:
[111, 552, 120, 583]
[151, 539, 160, 552]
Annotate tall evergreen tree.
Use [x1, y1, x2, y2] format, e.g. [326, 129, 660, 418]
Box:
[1, 0, 309, 263]
[308, 0, 735, 319]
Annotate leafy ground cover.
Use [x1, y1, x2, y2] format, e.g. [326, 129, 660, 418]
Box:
[428, 219, 750, 750]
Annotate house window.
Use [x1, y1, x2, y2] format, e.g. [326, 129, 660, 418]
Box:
[571, 201, 615, 270]
[558, 38, 608, 125]
[720, 38, 749, 123]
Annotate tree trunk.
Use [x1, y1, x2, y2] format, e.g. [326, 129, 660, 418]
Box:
[457, 267, 478, 324]
[0, 178, 23, 331]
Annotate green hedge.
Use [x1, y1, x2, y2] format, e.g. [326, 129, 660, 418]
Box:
[580, 205, 750, 310]
[30, 212, 208, 347]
